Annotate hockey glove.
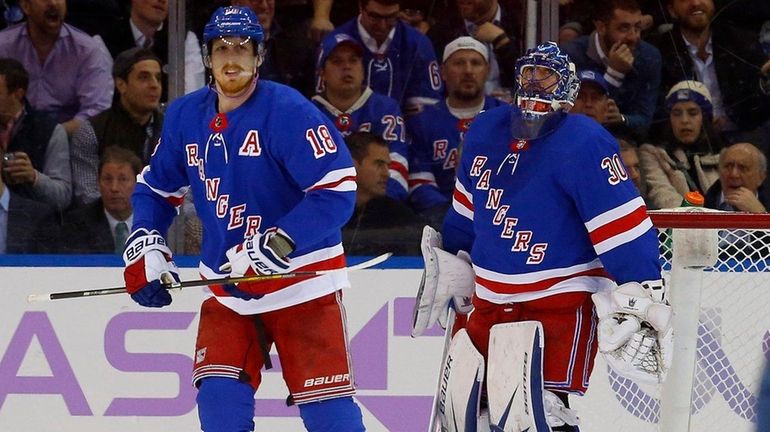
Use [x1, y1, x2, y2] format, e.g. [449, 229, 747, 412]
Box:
[592, 280, 673, 384]
[123, 228, 180, 308]
[219, 228, 294, 300]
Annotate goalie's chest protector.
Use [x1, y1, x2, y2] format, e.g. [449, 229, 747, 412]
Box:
[458, 108, 643, 289]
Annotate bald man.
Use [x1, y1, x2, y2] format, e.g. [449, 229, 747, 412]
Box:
[705, 143, 770, 213]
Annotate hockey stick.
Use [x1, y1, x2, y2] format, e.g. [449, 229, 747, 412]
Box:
[428, 307, 457, 431]
[27, 253, 392, 303]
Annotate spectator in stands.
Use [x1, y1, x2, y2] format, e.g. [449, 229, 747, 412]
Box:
[398, 0, 431, 34]
[313, 33, 409, 200]
[407, 36, 503, 225]
[426, 0, 523, 97]
[648, 0, 770, 142]
[70, 47, 162, 206]
[55, 146, 142, 254]
[561, 0, 662, 140]
[617, 133, 649, 204]
[571, 69, 610, 125]
[101, 0, 171, 101]
[320, 0, 443, 115]
[0, 145, 57, 253]
[0, 0, 113, 136]
[705, 142, 769, 212]
[558, 21, 584, 45]
[343, 132, 424, 255]
[640, 80, 722, 209]
[0, 58, 71, 211]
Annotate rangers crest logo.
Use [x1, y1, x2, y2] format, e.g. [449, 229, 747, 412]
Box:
[510, 139, 529, 152]
[457, 118, 474, 133]
[209, 112, 228, 133]
[335, 113, 353, 132]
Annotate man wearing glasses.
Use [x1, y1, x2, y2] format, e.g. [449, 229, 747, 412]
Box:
[317, 0, 443, 115]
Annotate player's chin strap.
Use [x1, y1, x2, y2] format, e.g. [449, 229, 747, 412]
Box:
[591, 280, 673, 384]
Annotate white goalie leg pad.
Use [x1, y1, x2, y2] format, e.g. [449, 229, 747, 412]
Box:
[487, 321, 573, 432]
[412, 225, 475, 337]
[434, 329, 485, 432]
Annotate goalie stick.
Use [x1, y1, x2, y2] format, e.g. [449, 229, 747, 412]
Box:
[27, 253, 392, 303]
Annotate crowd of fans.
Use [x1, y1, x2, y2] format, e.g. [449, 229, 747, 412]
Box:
[0, 0, 769, 256]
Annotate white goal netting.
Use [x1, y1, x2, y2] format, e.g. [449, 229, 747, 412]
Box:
[574, 211, 770, 432]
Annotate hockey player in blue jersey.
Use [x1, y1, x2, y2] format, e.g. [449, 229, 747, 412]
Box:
[317, 0, 443, 115]
[314, 33, 409, 200]
[407, 36, 505, 218]
[121, 6, 365, 432]
[411, 42, 672, 431]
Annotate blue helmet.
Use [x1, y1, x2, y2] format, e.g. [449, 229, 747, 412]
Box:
[203, 6, 264, 45]
[513, 42, 580, 121]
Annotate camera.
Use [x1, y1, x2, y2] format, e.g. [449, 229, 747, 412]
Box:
[2, 153, 14, 162]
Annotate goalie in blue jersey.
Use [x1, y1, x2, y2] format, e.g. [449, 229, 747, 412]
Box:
[412, 42, 671, 431]
[121, 6, 365, 432]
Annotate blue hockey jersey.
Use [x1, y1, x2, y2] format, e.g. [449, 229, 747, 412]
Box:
[312, 87, 408, 200]
[318, 19, 443, 114]
[407, 96, 505, 211]
[443, 105, 662, 304]
[132, 81, 357, 314]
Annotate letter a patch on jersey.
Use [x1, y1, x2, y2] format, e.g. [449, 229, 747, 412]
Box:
[239, 130, 262, 156]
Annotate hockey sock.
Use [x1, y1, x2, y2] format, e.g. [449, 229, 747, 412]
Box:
[197, 377, 256, 432]
[299, 396, 365, 432]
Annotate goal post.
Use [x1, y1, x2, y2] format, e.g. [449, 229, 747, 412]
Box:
[574, 209, 770, 432]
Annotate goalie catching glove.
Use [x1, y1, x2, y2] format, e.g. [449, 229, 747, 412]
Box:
[218, 228, 294, 300]
[123, 228, 181, 308]
[591, 280, 673, 384]
[411, 225, 475, 337]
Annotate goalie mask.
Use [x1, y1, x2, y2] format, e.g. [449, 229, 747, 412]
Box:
[511, 42, 580, 139]
[202, 6, 265, 69]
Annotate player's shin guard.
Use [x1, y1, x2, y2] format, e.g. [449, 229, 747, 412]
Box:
[197, 377, 256, 432]
[299, 396, 365, 432]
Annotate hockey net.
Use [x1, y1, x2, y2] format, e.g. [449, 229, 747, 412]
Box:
[575, 209, 770, 432]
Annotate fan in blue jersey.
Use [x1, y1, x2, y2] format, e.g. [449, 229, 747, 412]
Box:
[406, 36, 505, 220]
[121, 6, 364, 432]
[314, 33, 409, 200]
[316, 0, 443, 115]
[412, 42, 671, 431]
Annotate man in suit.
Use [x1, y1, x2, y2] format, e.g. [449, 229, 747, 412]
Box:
[0, 147, 57, 253]
[56, 146, 142, 254]
[705, 142, 770, 212]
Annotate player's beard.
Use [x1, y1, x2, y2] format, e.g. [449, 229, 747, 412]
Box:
[215, 65, 256, 97]
[451, 84, 483, 102]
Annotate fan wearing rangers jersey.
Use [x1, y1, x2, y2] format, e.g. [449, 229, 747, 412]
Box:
[317, 0, 443, 115]
[407, 36, 504, 217]
[121, 7, 365, 432]
[415, 42, 669, 431]
[314, 33, 409, 200]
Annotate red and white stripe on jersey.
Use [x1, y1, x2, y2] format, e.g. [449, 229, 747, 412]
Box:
[389, 152, 409, 192]
[192, 364, 242, 386]
[305, 167, 357, 193]
[199, 243, 350, 315]
[451, 179, 474, 220]
[474, 258, 613, 302]
[584, 196, 652, 255]
[293, 383, 356, 404]
[137, 167, 189, 207]
[407, 171, 438, 193]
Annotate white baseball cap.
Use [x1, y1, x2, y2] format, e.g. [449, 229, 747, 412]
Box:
[442, 36, 488, 63]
